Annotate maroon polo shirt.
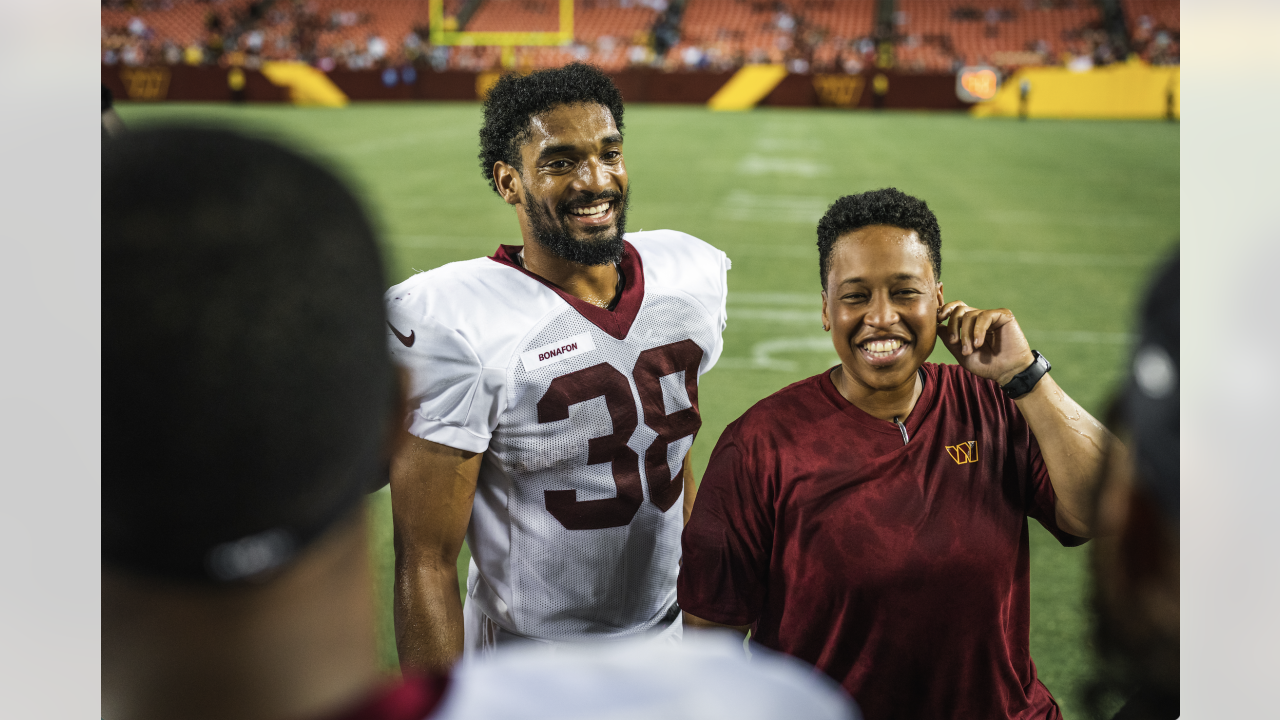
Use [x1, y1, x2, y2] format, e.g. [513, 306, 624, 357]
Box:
[678, 363, 1085, 720]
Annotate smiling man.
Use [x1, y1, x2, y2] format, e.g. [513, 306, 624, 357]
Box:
[386, 63, 730, 670]
[678, 188, 1113, 719]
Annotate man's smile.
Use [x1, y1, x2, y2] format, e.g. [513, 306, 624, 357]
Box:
[565, 199, 615, 226]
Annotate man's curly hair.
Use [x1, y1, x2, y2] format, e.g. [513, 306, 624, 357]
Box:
[816, 188, 942, 289]
[478, 63, 625, 195]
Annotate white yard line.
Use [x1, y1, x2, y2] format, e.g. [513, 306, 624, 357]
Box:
[983, 209, 1164, 228]
[737, 155, 831, 177]
[729, 292, 819, 306]
[946, 250, 1160, 267]
[716, 336, 836, 372]
[717, 191, 831, 224]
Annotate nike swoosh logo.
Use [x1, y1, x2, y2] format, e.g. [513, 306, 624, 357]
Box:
[388, 322, 415, 348]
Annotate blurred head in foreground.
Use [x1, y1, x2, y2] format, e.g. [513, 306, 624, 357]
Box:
[1087, 255, 1179, 720]
[1182, 238, 1280, 712]
[102, 126, 413, 720]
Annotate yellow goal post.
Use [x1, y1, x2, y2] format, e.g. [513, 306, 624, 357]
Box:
[428, 0, 574, 47]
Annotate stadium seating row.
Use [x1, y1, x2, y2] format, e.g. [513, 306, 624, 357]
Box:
[101, 0, 1177, 74]
[893, 0, 1103, 73]
[670, 0, 873, 70]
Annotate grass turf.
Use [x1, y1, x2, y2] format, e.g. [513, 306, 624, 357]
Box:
[116, 101, 1178, 718]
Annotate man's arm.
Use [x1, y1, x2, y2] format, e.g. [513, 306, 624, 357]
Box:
[682, 448, 697, 526]
[390, 433, 482, 673]
[939, 301, 1113, 538]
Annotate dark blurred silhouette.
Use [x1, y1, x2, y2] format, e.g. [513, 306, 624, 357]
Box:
[102, 85, 125, 140]
[1086, 255, 1179, 720]
[101, 127, 431, 720]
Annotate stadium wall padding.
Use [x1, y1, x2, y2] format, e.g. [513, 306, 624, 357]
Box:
[104, 64, 288, 103]
[973, 60, 1180, 119]
[99, 65, 978, 112]
[708, 64, 790, 110]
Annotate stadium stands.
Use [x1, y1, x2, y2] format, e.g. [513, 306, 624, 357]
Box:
[102, 0, 433, 68]
[893, 1, 1103, 73]
[101, 0, 1176, 75]
[102, 0, 659, 72]
[1124, 0, 1178, 64]
[669, 0, 875, 72]
[459, 0, 663, 72]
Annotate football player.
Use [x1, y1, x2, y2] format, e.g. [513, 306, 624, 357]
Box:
[387, 63, 730, 671]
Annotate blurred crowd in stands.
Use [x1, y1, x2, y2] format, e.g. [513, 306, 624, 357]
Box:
[101, 0, 1178, 75]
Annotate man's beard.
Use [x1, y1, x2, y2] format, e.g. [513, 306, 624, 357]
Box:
[524, 187, 629, 266]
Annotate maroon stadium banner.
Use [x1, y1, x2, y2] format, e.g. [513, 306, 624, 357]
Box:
[103, 65, 973, 111]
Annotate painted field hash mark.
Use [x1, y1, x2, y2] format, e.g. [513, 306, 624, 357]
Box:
[717, 191, 830, 224]
[738, 155, 831, 177]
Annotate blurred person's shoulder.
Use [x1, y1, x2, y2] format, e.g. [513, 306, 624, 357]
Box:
[316, 674, 449, 720]
[432, 632, 859, 720]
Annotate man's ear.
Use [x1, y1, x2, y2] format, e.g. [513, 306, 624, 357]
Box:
[493, 161, 524, 206]
[935, 281, 945, 309]
[821, 290, 830, 332]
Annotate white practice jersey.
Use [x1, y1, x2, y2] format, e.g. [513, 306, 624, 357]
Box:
[386, 230, 729, 642]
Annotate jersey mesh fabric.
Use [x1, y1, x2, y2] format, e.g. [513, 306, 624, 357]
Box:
[500, 291, 717, 638]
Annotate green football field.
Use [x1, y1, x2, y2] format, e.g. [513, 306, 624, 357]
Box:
[117, 101, 1178, 718]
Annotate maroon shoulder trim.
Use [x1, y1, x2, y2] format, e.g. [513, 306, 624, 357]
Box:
[320, 673, 451, 720]
[488, 241, 645, 341]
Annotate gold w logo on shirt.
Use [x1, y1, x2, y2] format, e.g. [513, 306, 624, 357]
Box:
[945, 440, 980, 465]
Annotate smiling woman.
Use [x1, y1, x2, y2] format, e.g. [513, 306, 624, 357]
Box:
[679, 187, 1116, 720]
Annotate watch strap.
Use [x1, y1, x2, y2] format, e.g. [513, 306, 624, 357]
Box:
[1001, 350, 1051, 399]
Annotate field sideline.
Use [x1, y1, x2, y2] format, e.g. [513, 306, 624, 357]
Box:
[116, 101, 1178, 718]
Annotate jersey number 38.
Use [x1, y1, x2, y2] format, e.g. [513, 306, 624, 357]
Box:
[536, 339, 702, 531]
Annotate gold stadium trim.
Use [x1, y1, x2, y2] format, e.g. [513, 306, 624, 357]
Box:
[429, 0, 574, 47]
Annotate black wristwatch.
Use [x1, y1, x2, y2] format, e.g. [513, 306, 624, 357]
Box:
[1000, 350, 1051, 399]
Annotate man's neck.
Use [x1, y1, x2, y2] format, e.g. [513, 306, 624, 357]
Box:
[518, 232, 620, 309]
[102, 514, 382, 720]
[833, 365, 924, 423]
